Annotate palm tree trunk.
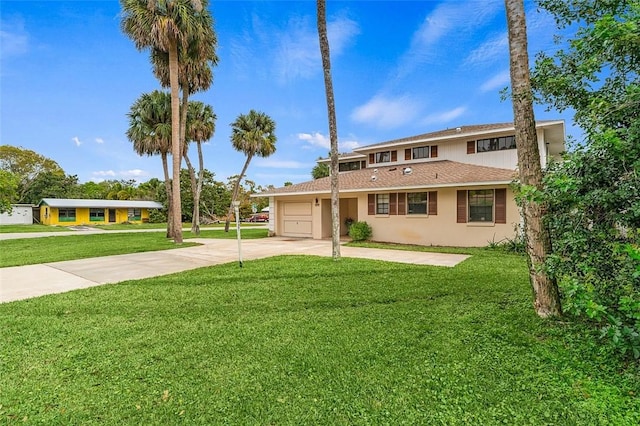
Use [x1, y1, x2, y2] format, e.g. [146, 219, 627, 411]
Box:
[184, 151, 200, 235]
[161, 152, 174, 239]
[169, 37, 183, 244]
[317, 0, 340, 260]
[195, 141, 205, 234]
[224, 154, 253, 232]
[505, 0, 561, 317]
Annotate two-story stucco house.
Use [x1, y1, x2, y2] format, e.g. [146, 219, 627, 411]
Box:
[256, 120, 565, 247]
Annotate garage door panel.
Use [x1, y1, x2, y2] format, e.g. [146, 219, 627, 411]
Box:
[284, 202, 312, 216]
[283, 220, 312, 235]
[281, 201, 312, 237]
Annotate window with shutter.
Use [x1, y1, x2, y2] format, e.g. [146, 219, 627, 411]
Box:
[428, 191, 438, 215]
[495, 188, 507, 224]
[457, 190, 467, 223]
[397, 193, 406, 215]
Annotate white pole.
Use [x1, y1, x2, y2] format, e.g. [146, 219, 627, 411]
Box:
[233, 201, 243, 267]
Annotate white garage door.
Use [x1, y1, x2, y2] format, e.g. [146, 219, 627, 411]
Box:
[282, 202, 312, 237]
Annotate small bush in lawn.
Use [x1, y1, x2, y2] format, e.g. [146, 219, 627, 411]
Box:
[148, 209, 166, 223]
[349, 221, 372, 241]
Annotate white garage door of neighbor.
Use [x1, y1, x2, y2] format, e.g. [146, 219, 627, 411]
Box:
[282, 202, 312, 237]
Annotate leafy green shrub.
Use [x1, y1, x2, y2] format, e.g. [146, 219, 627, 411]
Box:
[148, 209, 166, 224]
[542, 127, 640, 359]
[348, 221, 372, 241]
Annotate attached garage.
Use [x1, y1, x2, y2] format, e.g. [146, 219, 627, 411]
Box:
[281, 201, 313, 238]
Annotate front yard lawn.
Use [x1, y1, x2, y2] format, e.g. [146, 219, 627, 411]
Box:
[0, 228, 268, 267]
[1, 252, 638, 424]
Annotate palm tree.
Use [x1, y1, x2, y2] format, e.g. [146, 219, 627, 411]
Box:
[225, 110, 277, 232]
[505, 0, 561, 317]
[184, 101, 216, 235]
[126, 90, 174, 238]
[317, 0, 341, 260]
[121, 0, 212, 243]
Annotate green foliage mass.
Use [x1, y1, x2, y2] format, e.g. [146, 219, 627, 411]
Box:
[535, 0, 640, 358]
[349, 221, 372, 241]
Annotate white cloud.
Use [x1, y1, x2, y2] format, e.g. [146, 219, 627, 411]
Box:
[480, 70, 511, 93]
[254, 159, 310, 169]
[465, 32, 508, 66]
[297, 132, 361, 152]
[93, 170, 116, 177]
[420, 106, 467, 126]
[121, 169, 148, 178]
[395, 0, 502, 79]
[351, 95, 421, 129]
[235, 11, 359, 84]
[72, 136, 81, 146]
[298, 132, 330, 149]
[0, 18, 29, 59]
[95, 137, 104, 144]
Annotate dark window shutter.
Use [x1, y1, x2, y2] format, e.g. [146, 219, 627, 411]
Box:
[431, 145, 438, 158]
[495, 188, 507, 224]
[361, 160, 366, 169]
[405, 148, 411, 160]
[368, 194, 375, 215]
[457, 190, 467, 223]
[467, 141, 476, 154]
[391, 150, 397, 162]
[369, 153, 375, 164]
[428, 191, 438, 215]
[398, 193, 406, 215]
[390, 193, 397, 215]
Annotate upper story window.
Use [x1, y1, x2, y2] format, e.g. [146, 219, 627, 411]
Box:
[476, 135, 516, 153]
[338, 161, 362, 172]
[375, 151, 391, 163]
[412, 146, 430, 159]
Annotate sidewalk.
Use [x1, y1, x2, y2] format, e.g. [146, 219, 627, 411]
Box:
[0, 237, 469, 303]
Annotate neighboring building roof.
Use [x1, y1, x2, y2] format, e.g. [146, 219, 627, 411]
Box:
[317, 152, 367, 164]
[354, 120, 564, 152]
[39, 198, 163, 209]
[256, 161, 517, 197]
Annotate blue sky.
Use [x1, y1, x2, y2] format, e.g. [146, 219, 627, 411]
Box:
[1, 0, 576, 188]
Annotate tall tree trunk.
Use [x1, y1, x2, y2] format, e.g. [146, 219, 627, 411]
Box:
[224, 153, 253, 232]
[317, 0, 340, 260]
[505, 0, 561, 317]
[169, 38, 183, 243]
[195, 140, 205, 233]
[183, 151, 200, 235]
[161, 152, 174, 239]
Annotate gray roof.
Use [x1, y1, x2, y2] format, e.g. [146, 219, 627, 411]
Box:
[39, 198, 163, 209]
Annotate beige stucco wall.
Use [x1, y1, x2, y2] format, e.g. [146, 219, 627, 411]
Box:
[271, 185, 520, 247]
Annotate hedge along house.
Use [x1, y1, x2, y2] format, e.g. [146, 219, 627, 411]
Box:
[254, 121, 565, 247]
[38, 199, 163, 226]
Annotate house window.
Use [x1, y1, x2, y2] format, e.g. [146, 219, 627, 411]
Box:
[476, 135, 516, 152]
[339, 161, 361, 172]
[407, 192, 427, 214]
[468, 190, 494, 222]
[412, 146, 430, 159]
[58, 208, 76, 222]
[89, 208, 105, 222]
[375, 151, 391, 163]
[376, 194, 389, 214]
[127, 208, 142, 221]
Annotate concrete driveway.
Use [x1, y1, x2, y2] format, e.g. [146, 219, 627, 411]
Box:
[0, 237, 469, 303]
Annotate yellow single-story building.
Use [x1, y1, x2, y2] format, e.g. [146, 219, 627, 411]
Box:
[38, 198, 163, 226]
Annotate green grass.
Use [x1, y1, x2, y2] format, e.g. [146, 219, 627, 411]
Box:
[1, 252, 638, 424]
[0, 224, 72, 233]
[0, 228, 268, 267]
